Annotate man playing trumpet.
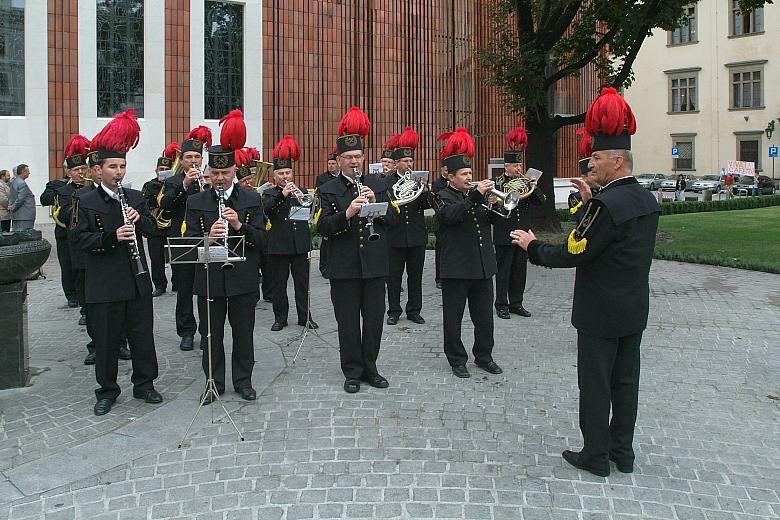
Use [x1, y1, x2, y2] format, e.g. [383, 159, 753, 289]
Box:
[262, 136, 318, 332]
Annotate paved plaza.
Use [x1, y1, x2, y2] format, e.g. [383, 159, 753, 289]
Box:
[1, 224, 779, 519]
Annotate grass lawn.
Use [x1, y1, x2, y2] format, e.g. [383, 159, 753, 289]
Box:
[655, 206, 780, 273]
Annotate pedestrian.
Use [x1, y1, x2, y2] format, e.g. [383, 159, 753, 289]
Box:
[9, 163, 36, 231]
[724, 171, 735, 199]
[511, 88, 660, 477]
[0, 169, 11, 231]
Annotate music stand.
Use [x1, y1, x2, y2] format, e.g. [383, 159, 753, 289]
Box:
[283, 215, 338, 366]
[167, 234, 247, 447]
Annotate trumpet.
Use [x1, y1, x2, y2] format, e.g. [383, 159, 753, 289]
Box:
[116, 181, 147, 276]
[284, 181, 313, 207]
[353, 167, 380, 242]
[468, 181, 521, 217]
[216, 186, 233, 270]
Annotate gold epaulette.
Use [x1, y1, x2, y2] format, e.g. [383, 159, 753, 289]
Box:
[390, 200, 400, 214]
[567, 201, 601, 255]
[569, 200, 583, 215]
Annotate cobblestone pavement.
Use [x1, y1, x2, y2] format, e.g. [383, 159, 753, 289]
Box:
[1, 225, 779, 519]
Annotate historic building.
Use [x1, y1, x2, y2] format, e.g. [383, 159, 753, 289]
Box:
[1, 0, 596, 205]
[625, 1, 779, 179]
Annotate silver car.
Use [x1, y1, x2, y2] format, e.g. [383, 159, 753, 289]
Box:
[691, 175, 723, 193]
[636, 173, 666, 190]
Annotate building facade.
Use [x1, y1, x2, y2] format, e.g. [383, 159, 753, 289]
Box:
[1, 0, 594, 207]
[625, 0, 779, 179]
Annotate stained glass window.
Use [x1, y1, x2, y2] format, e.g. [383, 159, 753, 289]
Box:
[204, 1, 243, 119]
[0, 0, 25, 116]
[97, 0, 144, 117]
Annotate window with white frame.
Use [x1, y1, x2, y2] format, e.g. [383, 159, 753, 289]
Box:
[731, 0, 763, 36]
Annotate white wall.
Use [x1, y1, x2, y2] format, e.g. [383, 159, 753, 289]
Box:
[625, 0, 780, 177]
[78, 0, 166, 191]
[0, 0, 48, 201]
[190, 0, 263, 154]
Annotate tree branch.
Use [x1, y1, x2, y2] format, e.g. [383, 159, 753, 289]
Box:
[552, 112, 586, 131]
[516, 0, 535, 39]
[538, 1, 584, 50]
[544, 25, 620, 88]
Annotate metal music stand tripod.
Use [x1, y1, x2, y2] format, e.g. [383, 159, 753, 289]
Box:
[283, 207, 337, 366]
[167, 234, 247, 447]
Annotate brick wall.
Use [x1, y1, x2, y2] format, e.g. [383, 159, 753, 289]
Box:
[165, 0, 191, 146]
[47, 0, 80, 181]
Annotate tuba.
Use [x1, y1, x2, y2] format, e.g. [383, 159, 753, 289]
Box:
[391, 169, 426, 206]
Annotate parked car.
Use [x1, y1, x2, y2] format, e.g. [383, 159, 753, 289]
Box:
[661, 174, 697, 191]
[636, 173, 666, 190]
[691, 175, 723, 193]
[733, 175, 776, 195]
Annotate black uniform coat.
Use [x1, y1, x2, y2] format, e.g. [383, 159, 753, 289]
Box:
[384, 172, 432, 248]
[142, 177, 171, 238]
[39, 178, 68, 207]
[435, 185, 497, 280]
[160, 173, 201, 237]
[490, 175, 545, 246]
[528, 177, 660, 338]
[43, 180, 79, 239]
[65, 184, 96, 266]
[262, 186, 312, 256]
[184, 187, 265, 298]
[70, 186, 154, 303]
[316, 171, 339, 189]
[317, 174, 392, 280]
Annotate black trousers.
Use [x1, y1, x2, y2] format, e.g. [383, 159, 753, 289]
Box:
[434, 234, 441, 281]
[172, 263, 198, 337]
[198, 293, 256, 393]
[494, 244, 528, 311]
[387, 245, 425, 318]
[330, 277, 386, 380]
[55, 237, 77, 301]
[441, 278, 495, 367]
[258, 249, 273, 300]
[1, 220, 10, 232]
[89, 295, 158, 401]
[268, 253, 310, 323]
[318, 238, 329, 276]
[576, 331, 642, 469]
[74, 268, 87, 316]
[147, 236, 168, 289]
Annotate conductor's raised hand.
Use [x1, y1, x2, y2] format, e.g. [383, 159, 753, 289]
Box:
[570, 178, 593, 203]
[510, 229, 536, 251]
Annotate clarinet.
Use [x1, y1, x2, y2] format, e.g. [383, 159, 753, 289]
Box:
[216, 186, 234, 270]
[116, 181, 147, 276]
[352, 167, 380, 242]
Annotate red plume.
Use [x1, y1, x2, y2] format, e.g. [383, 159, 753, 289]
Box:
[585, 87, 637, 137]
[332, 144, 339, 155]
[234, 148, 252, 168]
[185, 125, 213, 148]
[245, 147, 261, 161]
[64, 134, 90, 158]
[162, 142, 181, 160]
[91, 109, 141, 153]
[338, 106, 371, 137]
[505, 123, 528, 151]
[439, 127, 474, 160]
[398, 126, 420, 149]
[273, 135, 301, 162]
[383, 132, 401, 150]
[576, 128, 593, 158]
[436, 131, 453, 142]
[218, 110, 247, 151]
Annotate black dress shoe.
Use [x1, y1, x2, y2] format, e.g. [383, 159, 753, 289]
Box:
[263, 296, 273, 302]
[84, 352, 96, 365]
[609, 453, 634, 473]
[238, 387, 257, 400]
[562, 450, 609, 477]
[151, 287, 166, 297]
[199, 337, 207, 351]
[407, 314, 425, 324]
[361, 374, 389, 388]
[93, 398, 114, 416]
[496, 308, 510, 320]
[201, 392, 217, 405]
[509, 305, 532, 317]
[386, 315, 399, 325]
[118, 345, 132, 360]
[179, 336, 194, 351]
[133, 388, 163, 404]
[297, 318, 319, 329]
[67, 299, 79, 308]
[475, 360, 503, 374]
[271, 321, 287, 331]
[78, 315, 87, 326]
[452, 365, 471, 378]
[343, 379, 360, 393]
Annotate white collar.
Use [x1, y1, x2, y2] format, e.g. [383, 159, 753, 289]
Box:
[101, 183, 119, 200]
[216, 183, 235, 200]
[340, 172, 356, 184]
[602, 175, 633, 190]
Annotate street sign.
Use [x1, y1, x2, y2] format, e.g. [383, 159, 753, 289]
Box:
[769, 146, 778, 158]
[672, 147, 679, 158]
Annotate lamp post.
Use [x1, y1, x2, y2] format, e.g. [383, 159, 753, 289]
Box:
[766, 121, 776, 182]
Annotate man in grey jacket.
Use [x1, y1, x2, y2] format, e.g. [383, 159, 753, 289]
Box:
[0, 169, 11, 231]
[9, 163, 35, 230]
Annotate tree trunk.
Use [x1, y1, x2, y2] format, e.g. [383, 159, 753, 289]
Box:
[525, 115, 561, 233]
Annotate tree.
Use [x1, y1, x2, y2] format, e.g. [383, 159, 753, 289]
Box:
[479, 0, 772, 231]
